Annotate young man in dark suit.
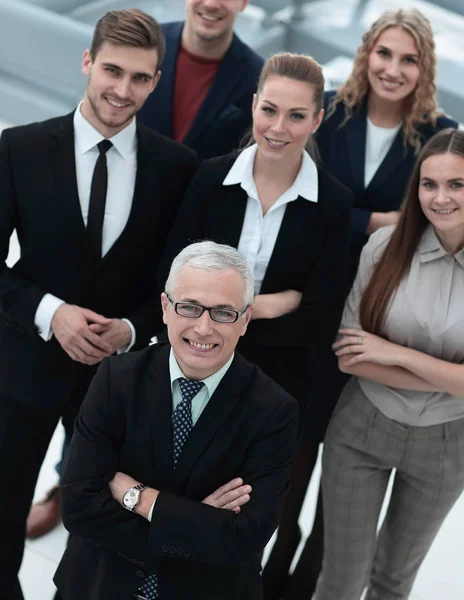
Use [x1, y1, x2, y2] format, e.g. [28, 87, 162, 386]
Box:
[0, 9, 198, 598]
[54, 241, 298, 600]
[137, 0, 264, 159]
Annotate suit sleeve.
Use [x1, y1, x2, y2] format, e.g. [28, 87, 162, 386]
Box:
[0, 130, 47, 334]
[244, 190, 353, 348]
[149, 391, 298, 566]
[60, 359, 159, 569]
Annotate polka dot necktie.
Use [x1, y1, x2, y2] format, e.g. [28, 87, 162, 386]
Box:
[137, 378, 204, 599]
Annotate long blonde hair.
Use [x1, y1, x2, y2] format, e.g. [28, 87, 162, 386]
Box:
[327, 9, 439, 153]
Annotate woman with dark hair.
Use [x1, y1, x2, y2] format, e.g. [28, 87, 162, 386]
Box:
[315, 128, 464, 600]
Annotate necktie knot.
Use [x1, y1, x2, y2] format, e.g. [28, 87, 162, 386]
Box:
[178, 378, 204, 402]
[97, 139, 112, 155]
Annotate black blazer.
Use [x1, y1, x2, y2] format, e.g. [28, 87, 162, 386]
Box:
[0, 113, 198, 407]
[158, 154, 353, 405]
[54, 343, 298, 600]
[137, 21, 264, 160]
[317, 90, 458, 261]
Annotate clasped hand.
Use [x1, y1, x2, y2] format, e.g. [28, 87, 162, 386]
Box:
[51, 304, 132, 365]
[332, 328, 402, 367]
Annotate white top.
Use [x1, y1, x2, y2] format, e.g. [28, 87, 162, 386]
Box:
[342, 224, 464, 426]
[364, 118, 402, 188]
[34, 104, 137, 348]
[223, 144, 318, 294]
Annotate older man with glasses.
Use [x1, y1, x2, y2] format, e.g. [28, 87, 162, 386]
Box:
[54, 241, 298, 600]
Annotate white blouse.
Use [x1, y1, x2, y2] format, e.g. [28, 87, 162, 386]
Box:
[222, 144, 318, 294]
[364, 118, 402, 187]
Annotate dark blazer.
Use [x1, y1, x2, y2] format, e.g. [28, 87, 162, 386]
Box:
[54, 343, 298, 600]
[0, 113, 197, 408]
[137, 21, 264, 160]
[317, 90, 458, 263]
[157, 153, 353, 406]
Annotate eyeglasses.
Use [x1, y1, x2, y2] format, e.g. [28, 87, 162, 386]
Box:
[166, 295, 248, 324]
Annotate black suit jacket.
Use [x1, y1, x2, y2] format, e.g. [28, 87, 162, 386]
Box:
[54, 343, 298, 600]
[137, 22, 264, 160]
[0, 113, 198, 407]
[317, 91, 458, 261]
[157, 154, 353, 405]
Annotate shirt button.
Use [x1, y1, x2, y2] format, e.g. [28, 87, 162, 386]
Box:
[161, 545, 169, 553]
[135, 569, 146, 578]
[176, 547, 184, 556]
[169, 546, 176, 554]
[138, 560, 145, 567]
[131, 558, 138, 564]
[183, 549, 191, 558]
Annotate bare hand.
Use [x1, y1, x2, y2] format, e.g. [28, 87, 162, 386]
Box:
[89, 319, 132, 353]
[202, 478, 252, 514]
[333, 328, 403, 367]
[51, 304, 113, 365]
[252, 289, 302, 320]
[366, 211, 400, 235]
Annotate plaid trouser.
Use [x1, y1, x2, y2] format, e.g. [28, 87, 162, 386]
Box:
[313, 378, 464, 600]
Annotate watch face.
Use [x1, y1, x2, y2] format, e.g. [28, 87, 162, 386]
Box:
[123, 489, 138, 508]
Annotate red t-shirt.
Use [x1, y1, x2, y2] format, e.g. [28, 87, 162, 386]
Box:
[172, 45, 221, 143]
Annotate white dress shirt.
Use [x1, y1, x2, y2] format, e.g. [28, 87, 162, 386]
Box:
[34, 104, 137, 349]
[364, 118, 402, 188]
[223, 144, 319, 294]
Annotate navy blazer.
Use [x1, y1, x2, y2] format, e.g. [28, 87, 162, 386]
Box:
[137, 21, 264, 160]
[317, 90, 457, 260]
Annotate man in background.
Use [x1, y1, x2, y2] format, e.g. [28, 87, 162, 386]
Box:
[138, 0, 264, 159]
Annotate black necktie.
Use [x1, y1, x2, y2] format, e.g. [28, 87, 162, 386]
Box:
[87, 139, 112, 262]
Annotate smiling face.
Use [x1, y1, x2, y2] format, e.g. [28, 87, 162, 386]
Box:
[81, 42, 160, 138]
[161, 265, 253, 380]
[419, 152, 464, 252]
[367, 26, 420, 107]
[184, 0, 248, 43]
[252, 75, 324, 164]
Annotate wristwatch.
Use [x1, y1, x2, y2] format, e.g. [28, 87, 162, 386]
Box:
[122, 484, 148, 512]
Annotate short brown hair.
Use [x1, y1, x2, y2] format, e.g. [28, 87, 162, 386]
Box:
[90, 9, 166, 71]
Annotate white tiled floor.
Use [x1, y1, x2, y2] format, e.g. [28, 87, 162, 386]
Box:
[4, 119, 464, 599]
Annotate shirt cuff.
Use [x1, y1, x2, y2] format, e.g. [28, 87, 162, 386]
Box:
[147, 497, 157, 522]
[34, 294, 65, 341]
[117, 318, 136, 354]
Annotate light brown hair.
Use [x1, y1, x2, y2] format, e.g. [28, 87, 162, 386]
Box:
[90, 9, 166, 71]
[244, 52, 325, 158]
[359, 129, 464, 335]
[327, 9, 440, 153]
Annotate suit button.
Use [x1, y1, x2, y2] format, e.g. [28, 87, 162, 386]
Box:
[161, 545, 169, 553]
[131, 558, 138, 564]
[176, 547, 184, 556]
[183, 550, 191, 558]
[138, 561, 145, 567]
[169, 546, 176, 554]
[136, 569, 146, 578]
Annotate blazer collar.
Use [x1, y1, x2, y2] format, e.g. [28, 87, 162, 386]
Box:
[345, 98, 410, 192]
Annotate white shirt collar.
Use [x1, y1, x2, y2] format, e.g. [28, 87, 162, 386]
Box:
[222, 143, 318, 205]
[169, 348, 234, 399]
[73, 101, 137, 159]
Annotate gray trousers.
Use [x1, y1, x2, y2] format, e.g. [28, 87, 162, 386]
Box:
[313, 379, 464, 600]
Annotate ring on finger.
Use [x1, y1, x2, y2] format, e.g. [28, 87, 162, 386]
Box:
[357, 336, 364, 345]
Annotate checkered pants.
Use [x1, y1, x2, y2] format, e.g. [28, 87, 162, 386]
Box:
[313, 378, 464, 600]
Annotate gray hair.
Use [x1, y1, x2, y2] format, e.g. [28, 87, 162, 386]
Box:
[165, 241, 255, 307]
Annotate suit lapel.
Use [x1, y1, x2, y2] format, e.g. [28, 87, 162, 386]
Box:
[345, 102, 367, 190]
[145, 345, 175, 490]
[98, 125, 160, 268]
[184, 35, 250, 148]
[172, 354, 251, 488]
[367, 129, 410, 192]
[51, 112, 90, 254]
